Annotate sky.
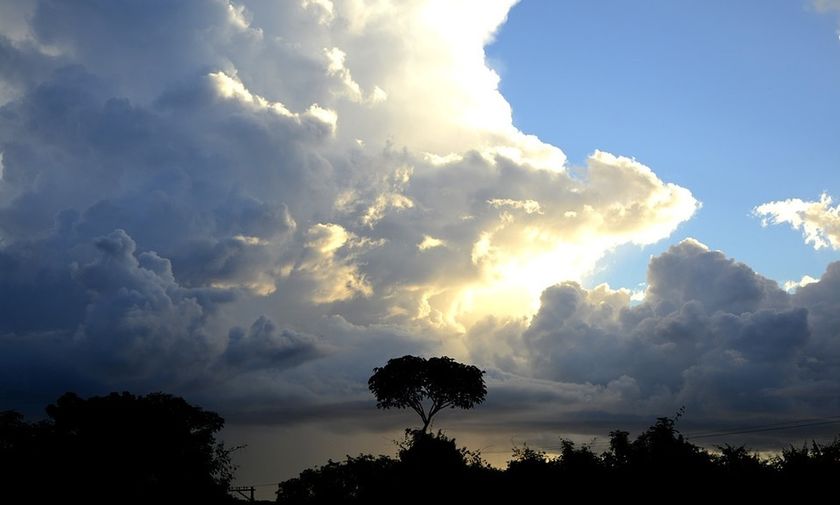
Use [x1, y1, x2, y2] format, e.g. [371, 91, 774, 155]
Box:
[1, 0, 840, 497]
[487, 0, 840, 292]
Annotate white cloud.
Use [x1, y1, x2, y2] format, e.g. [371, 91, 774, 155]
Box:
[295, 223, 376, 303]
[302, 0, 335, 25]
[754, 193, 840, 250]
[0, 0, 718, 461]
[323, 46, 386, 104]
[488, 198, 544, 214]
[418, 235, 445, 251]
[783, 275, 818, 292]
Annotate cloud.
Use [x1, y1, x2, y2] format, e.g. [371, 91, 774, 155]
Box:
[0, 0, 786, 456]
[223, 315, 323, 372]
[783, 275, 818, 293]
[3, 2, 834, 459]
[469, 239, 839, 426]
[16, 4, 840, 485]
[73, 229, 236, 379]
[811, 0, 840, 13]
[754, 193, 840, 250]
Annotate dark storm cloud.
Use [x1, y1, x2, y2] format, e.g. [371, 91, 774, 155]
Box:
[224, 315, 323, 371]
[1, 0, 836, 454]
[497, 239, 838, 422]
[73, 229, 234, 376]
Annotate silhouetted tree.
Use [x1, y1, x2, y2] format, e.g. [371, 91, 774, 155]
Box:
[714, 443, 769, 479]
[601, 410, 714, 487]
[368, 355, 486, 433]
[556, 438, 603, 477]
[1, 392, 236, 504]
[775, 437, 840, 481]
[276, 454, 398, 504]
[602, 429, 632, 469]
[504, 443, 555, 498]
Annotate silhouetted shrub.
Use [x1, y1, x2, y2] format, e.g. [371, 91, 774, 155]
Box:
[276, 429, 496, 505]
[398, 429, 471, 470]
[713, 443, 770, 481]
[1, 392, 236, 504]
[775, 437, 840, 481]
[602, 413, 713, 484]
[504, 443, 555, 499]
[556, 438, 604, 478]
[276, 454, 398, 505]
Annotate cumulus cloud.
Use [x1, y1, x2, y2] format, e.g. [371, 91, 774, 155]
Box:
[73, 229, 234, 378]
[224, 315, 323, 372]
[754, 193, 840, 250]
[466, 239, 840, 428]
[0, 0, 700, 334]
[14, 0, 829, 463]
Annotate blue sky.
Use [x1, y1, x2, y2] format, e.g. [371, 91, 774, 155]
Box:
[488, 0, 840, 289]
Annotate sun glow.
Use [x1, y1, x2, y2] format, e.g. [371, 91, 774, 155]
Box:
[438, 240, 606, 330]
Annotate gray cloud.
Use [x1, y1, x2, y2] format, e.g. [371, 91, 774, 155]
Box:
[224, 315, 323, 372]
[478, 239, 839, 425]
[2, 1, 836, 474]
[73, 229, 235, 378]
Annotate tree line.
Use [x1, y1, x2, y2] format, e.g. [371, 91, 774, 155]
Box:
[275, 416, 840, 503]
[2, 355, 839, 503]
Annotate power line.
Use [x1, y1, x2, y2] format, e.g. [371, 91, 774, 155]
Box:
[504, 415, 840, 451]
[234, 482, 278, 488]
[685, 417, 840, 440]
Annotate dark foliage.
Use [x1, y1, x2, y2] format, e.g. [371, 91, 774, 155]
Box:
[775, 437, 840, 481]
[275, 454, 398, 504]
[368, 355, 486, 433]
[714, 443, 771, 481]
[606, 413, 714, 479]
[276, 412, 840, 504]
[0, 392, 236, 504]
[276, 430, 498, 505]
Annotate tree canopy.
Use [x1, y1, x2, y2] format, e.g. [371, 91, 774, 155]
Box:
[367, 355, 486, 432]
[0, 392, 236, 503]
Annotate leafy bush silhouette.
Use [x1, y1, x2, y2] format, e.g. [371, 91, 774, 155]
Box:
[276, 454, 398, 505]
[1, 392, 236, 504]
[504, 443, 555, 498]
[504, 438, 605, 498]
[557, 438, 604, 478]
[598, 411, 712, 484]
[713, 443, 769, 481]
[398, 429, 471, 470]
[775, 437, 840, 481]
[276, 430, 496, 505]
